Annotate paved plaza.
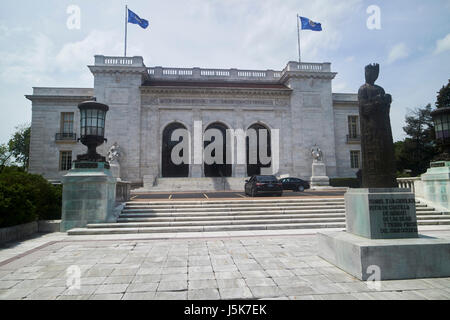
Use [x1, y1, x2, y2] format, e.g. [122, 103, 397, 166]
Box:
[1, 227, 450, 300]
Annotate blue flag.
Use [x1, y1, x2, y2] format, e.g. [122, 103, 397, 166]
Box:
[128, 9, 149, 29]
[299, 16, 322, 31]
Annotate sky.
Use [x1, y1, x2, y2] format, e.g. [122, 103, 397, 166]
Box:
[0, 0, 449, 145]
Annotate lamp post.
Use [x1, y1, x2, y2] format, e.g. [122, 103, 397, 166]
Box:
[75, 100, 110, 167]
[431, 106, 450, 162]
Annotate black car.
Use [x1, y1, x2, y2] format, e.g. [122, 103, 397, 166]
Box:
[245, 175, 283, 197]
[279, 177, 310, 192]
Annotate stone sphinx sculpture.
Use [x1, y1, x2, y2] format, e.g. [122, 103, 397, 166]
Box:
[358, 63, 397, 188]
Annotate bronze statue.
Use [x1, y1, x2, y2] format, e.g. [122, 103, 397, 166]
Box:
[358, 63, 397, 188]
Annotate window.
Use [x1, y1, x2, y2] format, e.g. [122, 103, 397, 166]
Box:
[59, 151, 72, 171]
[348, 116, 359, 138]
[350, 150, 360, 169]
[60, 113, 74, 134]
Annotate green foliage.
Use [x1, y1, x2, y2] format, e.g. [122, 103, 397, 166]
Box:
[0, 144, 13, 173]
[395, 104, 439, 176]
[329, 178, 360, 188]
[436, 79, 450, 109]
[0, 169, 62, 228]
[8, 124, 31, 169]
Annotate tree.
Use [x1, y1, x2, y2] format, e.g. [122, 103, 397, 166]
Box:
[436, 79, 450, 109]
[0, 144, 13, 173]
[8, 124, 31, 169]
[395, 104, 439, 176]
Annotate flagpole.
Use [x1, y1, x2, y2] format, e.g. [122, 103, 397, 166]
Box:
[297, 14, 301, 63]
[124, 5, 128, 57]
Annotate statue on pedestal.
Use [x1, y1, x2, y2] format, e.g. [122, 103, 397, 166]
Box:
[107, 142, 122, 180]
[358, 63, 397, 188]
[311, 145, 323, 162]
[309, 144, 329, 187]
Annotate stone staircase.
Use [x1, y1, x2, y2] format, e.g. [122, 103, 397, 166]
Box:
[67, 198, 450, 235]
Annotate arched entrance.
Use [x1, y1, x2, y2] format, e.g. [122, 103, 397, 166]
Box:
[246, 123, 271, 176]
[161, 122, 189, 177]
[204, 122, 232, 177]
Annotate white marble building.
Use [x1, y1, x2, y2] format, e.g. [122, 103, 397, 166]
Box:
[26, 55, 361, 187]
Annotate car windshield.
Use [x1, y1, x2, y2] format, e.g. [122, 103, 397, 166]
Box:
[256, 176, 278, 182]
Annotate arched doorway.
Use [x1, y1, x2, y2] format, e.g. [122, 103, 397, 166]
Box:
[246, 123, 271, 176]
[161, 122, 189, 177]
[204, 122, 232, 177]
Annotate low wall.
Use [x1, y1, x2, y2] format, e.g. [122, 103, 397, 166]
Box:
[0, 220, 62, 245]
[116, 181, 131, 202]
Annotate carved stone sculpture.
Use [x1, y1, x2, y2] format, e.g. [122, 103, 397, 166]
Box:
[358, 64, 397, 188]
[108, 142, 121, 164]
[311, 145, 323, 162]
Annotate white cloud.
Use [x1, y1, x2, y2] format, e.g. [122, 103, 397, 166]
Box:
[55, 30, 123, 72]
[387, 43, 410, 64]
[434, 33, 450, 54]
[0, 29, 55, 84]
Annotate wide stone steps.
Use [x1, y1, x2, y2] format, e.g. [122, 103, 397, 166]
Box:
[117, 212, 346, 223]
[68, 222, 348, 235]
[66, 198, 450, 235]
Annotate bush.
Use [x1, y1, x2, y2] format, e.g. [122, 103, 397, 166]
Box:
[329, 177, 360, 188]
[0, 169, 62, 228]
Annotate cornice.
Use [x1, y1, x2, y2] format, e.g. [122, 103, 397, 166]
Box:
[140, 86, 292, 97]
[25, 95, 93, 103]
[88, 65, 148, 75]
[279, 71, 337, 82]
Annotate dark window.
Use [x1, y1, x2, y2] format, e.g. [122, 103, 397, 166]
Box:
[350, 150, 360, 169]
[256, 175, 277, 182]
[61, 112, 74, 134]
[348, 116, 359, 138]
[59, 151, 72, 171]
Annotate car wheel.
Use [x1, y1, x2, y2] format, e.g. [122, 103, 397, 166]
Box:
[297, 185, 305, 192]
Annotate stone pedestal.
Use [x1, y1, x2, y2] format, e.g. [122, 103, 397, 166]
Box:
[345, 188, 418, 239]
[109, 162, 121, 181]
[60, 162, 116, 232]
[421, 161, 450, 210]
[310, 161, 330, 187]
[317, 187, 450, 280]
[317, 231, 450, 280]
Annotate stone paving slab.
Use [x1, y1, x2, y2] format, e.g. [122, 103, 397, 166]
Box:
[1, 229, 450, 300]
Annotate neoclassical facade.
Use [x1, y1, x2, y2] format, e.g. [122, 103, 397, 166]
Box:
[27, 55, 361, 186]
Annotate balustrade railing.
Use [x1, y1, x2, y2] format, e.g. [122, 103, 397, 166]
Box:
[397, 177, 421, 193]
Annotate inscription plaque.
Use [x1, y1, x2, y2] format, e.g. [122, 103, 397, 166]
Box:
[345, 188, 419, 239]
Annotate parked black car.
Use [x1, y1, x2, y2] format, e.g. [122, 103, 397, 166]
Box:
[279, 177, 310, 192]
[245, 175, 283, 197]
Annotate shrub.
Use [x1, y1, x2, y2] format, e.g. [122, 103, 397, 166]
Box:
[329, 177, 360, 188]
[0, 169, 62, 228]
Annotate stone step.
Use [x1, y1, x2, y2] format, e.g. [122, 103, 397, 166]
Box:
[416, 219, 450, 225]
[68, 218, 450, 236]
[119, 208, 346, 218]
[68, 222, 347, 235]
[117, 212, 346, 223]
[126, 198, 345, 206]
[124, 202, 345, 210]
[122, 204, 346, 214]
[89, 217, 347, 229]
[416, 215, 450, 220]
